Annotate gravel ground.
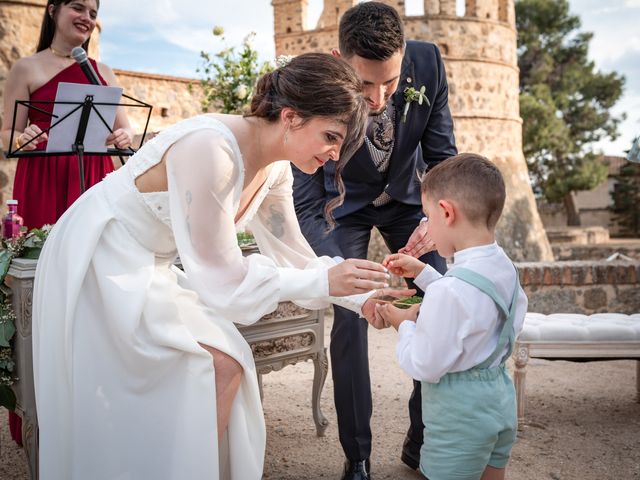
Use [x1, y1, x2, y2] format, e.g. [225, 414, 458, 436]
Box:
[2, 311, 639, 479]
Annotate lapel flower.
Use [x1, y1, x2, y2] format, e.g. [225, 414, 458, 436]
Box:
[402, 85, 430, 123]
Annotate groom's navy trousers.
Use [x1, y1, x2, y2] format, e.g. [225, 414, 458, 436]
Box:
[324, 201, 446, 460]
[293, 41, 457, 462]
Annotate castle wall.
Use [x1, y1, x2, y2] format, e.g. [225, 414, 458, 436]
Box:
[113, 70, 204, 137]
[272, 0, 553, 261]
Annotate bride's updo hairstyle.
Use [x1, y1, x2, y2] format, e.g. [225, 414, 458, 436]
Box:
[250, 53, 368, 229]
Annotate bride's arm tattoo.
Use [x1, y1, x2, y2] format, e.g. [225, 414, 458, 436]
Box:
[266, 203, 285, 238]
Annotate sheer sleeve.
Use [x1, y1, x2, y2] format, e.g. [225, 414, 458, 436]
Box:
[166, 129, 331, 325]
[248, 163, 372, 314]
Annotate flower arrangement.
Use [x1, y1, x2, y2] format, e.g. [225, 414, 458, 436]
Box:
[0, 224, 52, 410]
[195, 26, 273, 114]
[236, 231, 256, 248]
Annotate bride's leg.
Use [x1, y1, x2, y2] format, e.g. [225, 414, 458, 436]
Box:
[199, 343, 243, 441]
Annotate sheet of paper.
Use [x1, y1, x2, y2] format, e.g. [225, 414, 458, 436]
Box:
[46, 82, 123, 154]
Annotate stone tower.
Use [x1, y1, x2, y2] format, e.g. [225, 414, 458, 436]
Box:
[272, 0, 553, 261]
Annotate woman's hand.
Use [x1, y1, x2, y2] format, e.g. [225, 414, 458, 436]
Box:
[106, 128, 133, 149]
[398, 219, 436, 258]
[375, 302, 421, 331]
[382, 253, 425, 279]
[328, 258, 390, 297]
[16, 124, 47, 151]
[361, 287, 417, 328]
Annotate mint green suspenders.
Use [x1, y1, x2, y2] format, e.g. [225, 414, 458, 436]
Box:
[444, 267, 519, 369]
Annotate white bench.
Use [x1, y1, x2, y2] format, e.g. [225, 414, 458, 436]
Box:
[512, 312, 640, 426]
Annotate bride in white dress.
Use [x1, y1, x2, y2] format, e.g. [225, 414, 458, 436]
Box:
[32, 53, 412, 479]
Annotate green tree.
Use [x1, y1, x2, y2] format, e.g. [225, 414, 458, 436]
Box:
[195, 27, 273, 114]
[611, 138, 640, 237]
[516, 0, 626, 225]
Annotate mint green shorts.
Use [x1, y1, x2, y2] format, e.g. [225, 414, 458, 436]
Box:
[420, 366, 517, 480]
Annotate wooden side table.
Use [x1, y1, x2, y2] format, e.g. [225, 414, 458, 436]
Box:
[7, 256, 329, 480]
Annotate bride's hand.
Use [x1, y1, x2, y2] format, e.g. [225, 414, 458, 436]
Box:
[328, 258, 390, 296]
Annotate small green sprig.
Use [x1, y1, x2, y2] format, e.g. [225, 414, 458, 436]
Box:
[402, 85, 430, 123]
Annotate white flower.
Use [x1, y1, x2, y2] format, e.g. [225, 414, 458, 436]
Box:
[275, 55, 294, 68]
[234, 84, 249, 100]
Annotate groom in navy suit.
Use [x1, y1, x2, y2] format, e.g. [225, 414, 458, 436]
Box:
[292, 3, 457, 479]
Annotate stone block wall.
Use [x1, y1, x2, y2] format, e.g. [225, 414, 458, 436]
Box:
[517, 261, 640, 315]
[552, 241, 640, 262]
[113, 70, 204, 138]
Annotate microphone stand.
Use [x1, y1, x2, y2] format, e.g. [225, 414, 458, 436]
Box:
[72, 94, 94, 193]
[5, 94, 152, 194]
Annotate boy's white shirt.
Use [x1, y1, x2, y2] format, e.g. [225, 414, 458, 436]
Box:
[396, 242, 528, 383]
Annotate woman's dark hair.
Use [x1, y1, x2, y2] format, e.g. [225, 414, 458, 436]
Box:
[338, 2, 405, 60]
[250, 53, 368, 229]
[37, 0, 100, 52]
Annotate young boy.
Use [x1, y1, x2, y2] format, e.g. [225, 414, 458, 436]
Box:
[374, 153, 528, 480]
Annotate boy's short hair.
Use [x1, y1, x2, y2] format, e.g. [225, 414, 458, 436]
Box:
[421, 153, 506, 229]
[338, 2, 405, 60]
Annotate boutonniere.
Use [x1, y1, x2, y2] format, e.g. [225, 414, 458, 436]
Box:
[402, 82, 430, 123]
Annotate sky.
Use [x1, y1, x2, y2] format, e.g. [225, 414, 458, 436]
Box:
[98, 0, 640, 157]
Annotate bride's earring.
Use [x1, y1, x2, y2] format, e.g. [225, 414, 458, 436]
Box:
[284, 123, 290, 145]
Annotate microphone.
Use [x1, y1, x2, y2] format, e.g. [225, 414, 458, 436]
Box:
[71, 47, 102, 85]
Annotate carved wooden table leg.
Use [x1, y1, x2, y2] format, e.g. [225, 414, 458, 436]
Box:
[22, 412, 39, 480]
[312, 348, 329, 437]
[513, 342, 530, 429]
[8, 259, 39, 480]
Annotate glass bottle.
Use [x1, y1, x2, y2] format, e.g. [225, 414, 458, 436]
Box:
[2, 199, 24, 239]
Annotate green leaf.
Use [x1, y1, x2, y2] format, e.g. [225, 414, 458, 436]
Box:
[0, 317, 16, 347]
[0, 385, 16, 411]
[0, 249, 12, 284]
[20, 247, 42, 260]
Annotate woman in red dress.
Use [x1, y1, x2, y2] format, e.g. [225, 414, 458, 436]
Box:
[1, 0, 133, 230]
[0, 0, 133, 445]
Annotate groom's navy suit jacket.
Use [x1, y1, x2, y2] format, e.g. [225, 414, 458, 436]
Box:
[293, 41, 457, 257]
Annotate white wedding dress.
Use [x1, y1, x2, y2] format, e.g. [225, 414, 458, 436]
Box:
[32, 115, 367, 480]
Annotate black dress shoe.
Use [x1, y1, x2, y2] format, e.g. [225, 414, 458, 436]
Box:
[341, 458, 371, 480]
[400, 436, 420, 470]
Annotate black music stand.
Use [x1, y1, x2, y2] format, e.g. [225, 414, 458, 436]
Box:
[5, 88, 152, 193]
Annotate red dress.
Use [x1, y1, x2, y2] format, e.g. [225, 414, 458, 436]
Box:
[9, 59, 116, 446]
[12, 59, 116, 230]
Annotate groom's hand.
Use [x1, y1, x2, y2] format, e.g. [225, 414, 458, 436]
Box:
[399, 219, 436, 258]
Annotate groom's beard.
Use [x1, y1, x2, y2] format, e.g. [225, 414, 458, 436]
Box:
[369, 105, 388, 116]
